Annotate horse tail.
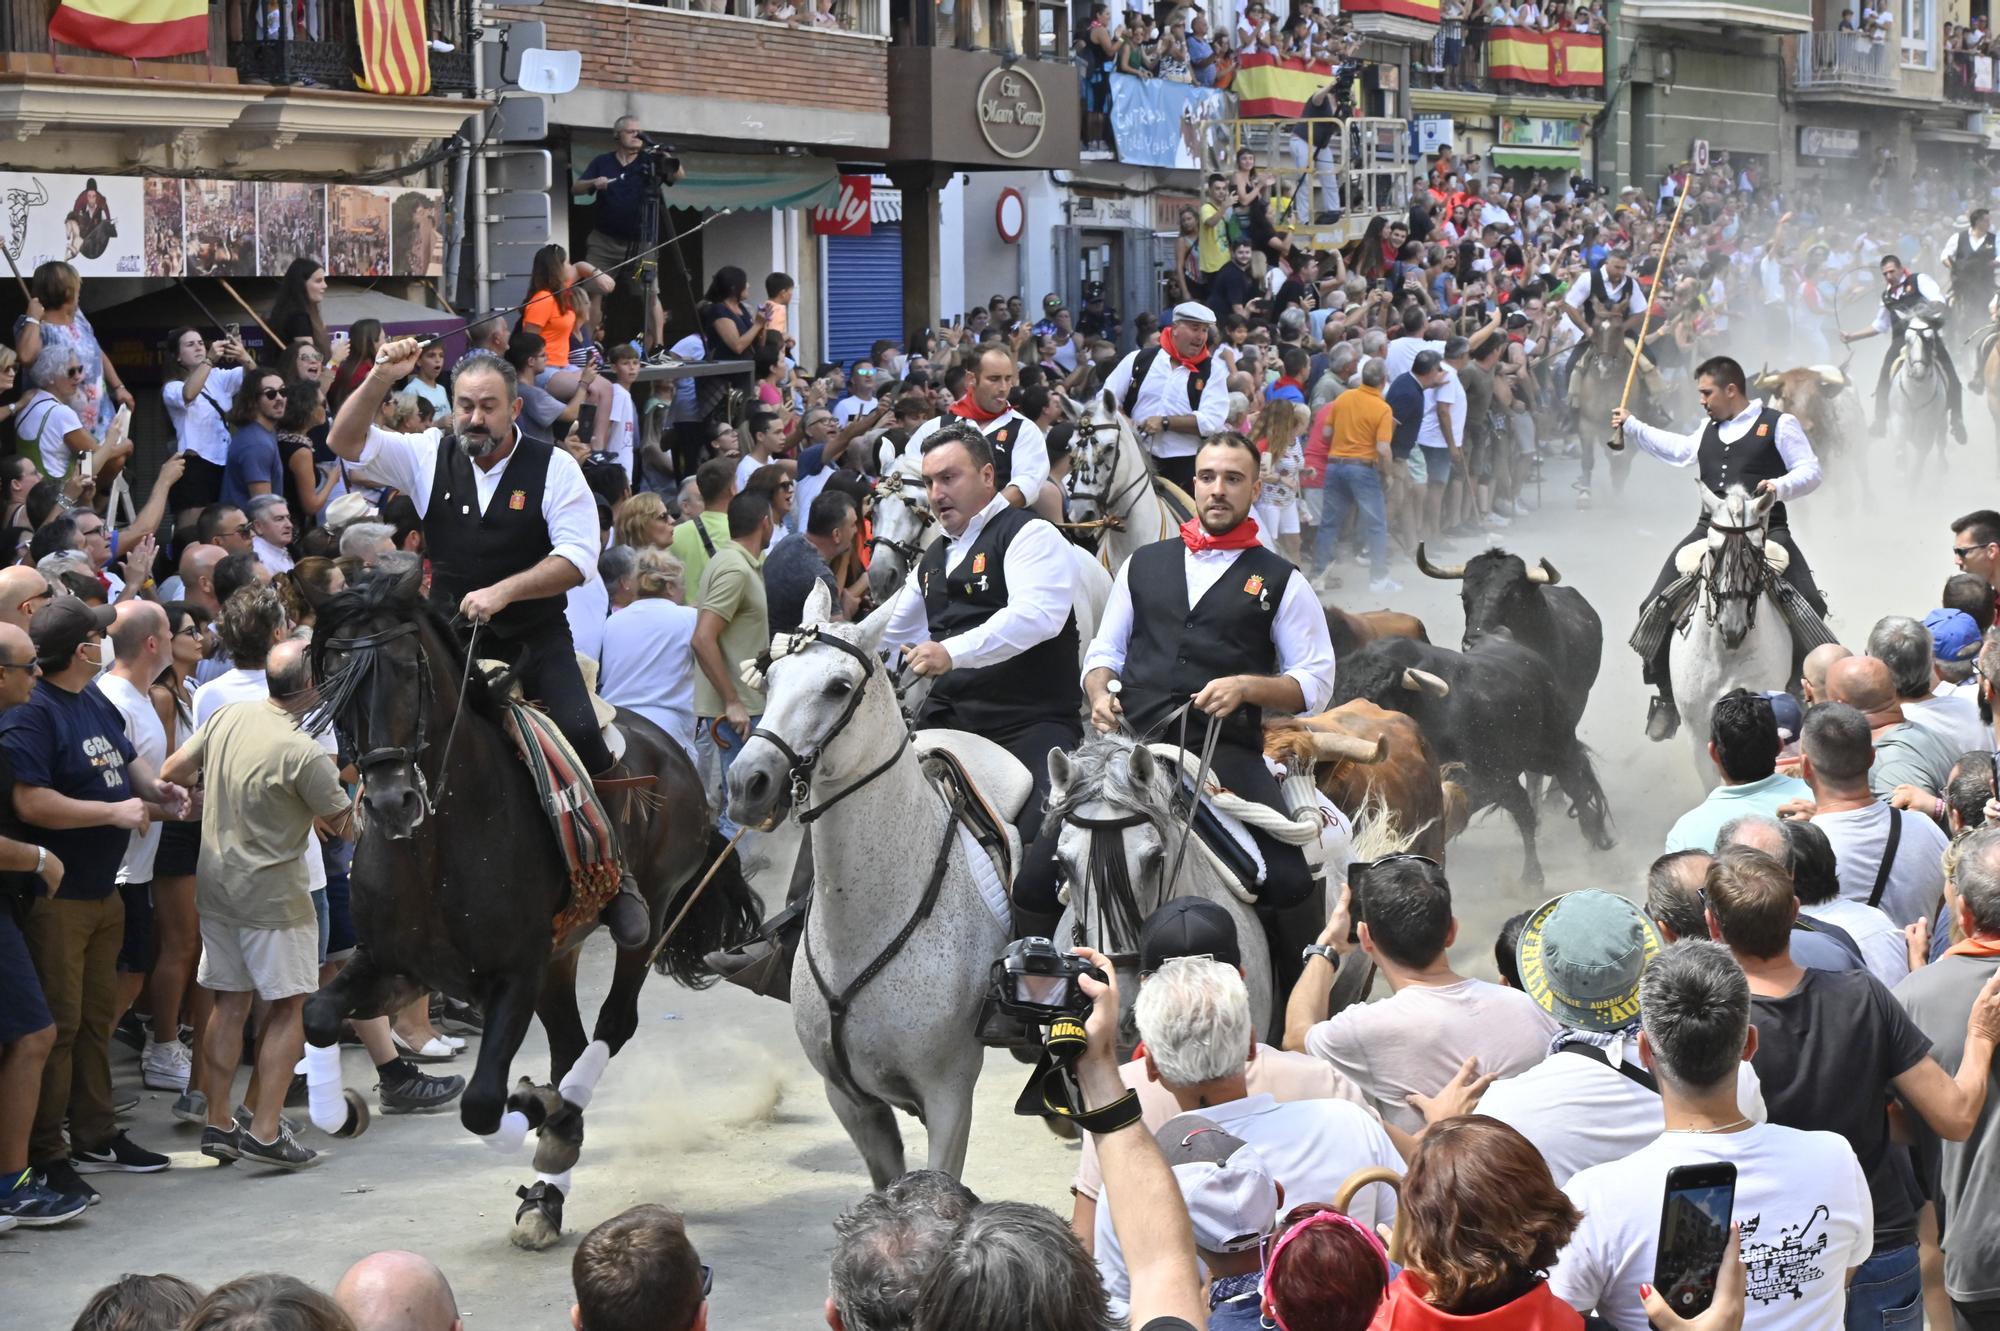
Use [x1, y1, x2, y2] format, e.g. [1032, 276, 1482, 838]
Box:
[651, 829, 767, 987]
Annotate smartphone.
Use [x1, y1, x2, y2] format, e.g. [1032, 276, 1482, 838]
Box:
[224, 321, 242, 344]
[1652, 1162, 1736, 1318]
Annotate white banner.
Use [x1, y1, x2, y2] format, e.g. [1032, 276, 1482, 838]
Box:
[0, 173, 145, 278]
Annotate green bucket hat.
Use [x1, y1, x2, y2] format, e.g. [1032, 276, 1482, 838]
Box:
[1516, 890, 1663, 1033]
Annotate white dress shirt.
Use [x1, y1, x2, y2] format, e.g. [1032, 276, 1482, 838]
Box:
[1870, 272, 1947, 334]
[881, 494, 1073, 670]
[1563, 269, 1646, 318]
[1083, 544, 1336, 714]
[354, 425, 600, 584]
[253, 534, 294, 575]
[162, 365, 245, 467]
[1618, 398, 1823, 503]
[903, 410, 1051, 507]
[1101, 347, 1233, 459]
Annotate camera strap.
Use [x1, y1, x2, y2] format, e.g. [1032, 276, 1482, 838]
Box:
[1012, 1016, 1143, 1135]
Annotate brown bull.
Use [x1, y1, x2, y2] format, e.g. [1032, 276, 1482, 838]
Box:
[1325, 606, 1431, 659]
[1264, 700, 1462, 863]
[1753, 366, 1849, 458]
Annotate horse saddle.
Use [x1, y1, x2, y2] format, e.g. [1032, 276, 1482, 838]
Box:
[1672, 539, 1790, 578]
[913, 730, 1026, 924]
[475, 651, 647, 773]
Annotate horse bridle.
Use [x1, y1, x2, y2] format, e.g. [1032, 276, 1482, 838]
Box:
[1068, 418, 1149, 530]
[866, 472, 938, 566]
[319, 618, 478, 815]
[749, 627, 910, 825]
[1697, 516, 1773, 627]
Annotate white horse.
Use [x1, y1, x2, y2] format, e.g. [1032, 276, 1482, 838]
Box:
[724, 583, 1016, 1187]
[1667, 485, 1795, 791]
[1890, 308, 1950, 473]
[1070, 392, 1188, 574]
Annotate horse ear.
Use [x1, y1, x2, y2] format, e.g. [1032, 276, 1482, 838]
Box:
[1101, 389, 1118, 417]
[1048, 747, 1073, 799]
[802, 580, 835, 629]
[1127, 743, 1156, 787]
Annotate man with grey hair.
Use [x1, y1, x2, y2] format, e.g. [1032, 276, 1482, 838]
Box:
[675, 476, 704, 520]
[1896, 826, 2000, 1327]
[1553, 940, 1874, 1330]
[334, 1250, 462, 1331]
[1798, 701, 1952, 931]
[825, 1170, 979, 1331]
[1645, 849, 1713, 942]
[1868, 613, 1989, 754]
[338, 521, 396, 566]
[246, 494, 294, 575]
[1715, 812, 1866, 972]
[599, 544, 638, 611]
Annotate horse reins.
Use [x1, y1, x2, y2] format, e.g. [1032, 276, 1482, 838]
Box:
[748, 627, 910, 825]
[1068, 418, 1151, 533]
[319, 617, 481, 817]
[865, 473, 938, 568]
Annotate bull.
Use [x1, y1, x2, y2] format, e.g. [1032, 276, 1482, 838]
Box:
[1263, 701, 1460, 863]
[1754, 366, 1851, 469]
[1332, 635, 1614, 886]
[1324, 606, 1431, 659]
[1415, 545, 1601, 734]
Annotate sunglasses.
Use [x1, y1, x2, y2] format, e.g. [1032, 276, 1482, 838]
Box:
[0, 659, 37, 675]
[1955, 544, 1990, 560]
[63, 365, 84, 376]
[261, 387, 288, 400]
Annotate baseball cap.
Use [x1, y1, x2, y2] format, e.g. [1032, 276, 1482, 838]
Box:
[1156, 1117, 1280, 1254]
[1925, 607, 1983, 664]
[1516, 889, 1662, 1033]
[30, 598, 115, 668]
[1756, 689, 1803, 744]
[1140, 898, 1242, 973]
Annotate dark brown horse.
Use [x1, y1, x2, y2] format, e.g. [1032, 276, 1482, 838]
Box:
[300, 566, 758, 1248]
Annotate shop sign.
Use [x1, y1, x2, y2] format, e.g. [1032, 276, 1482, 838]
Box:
[811, 176, 873, 237]
[1497, 116, 1583, 149]
[1798, 125, 1860, 159]
[1071, 192, 1145, 228]
[1413, 115, 1454, 154]
[976, 66, 1048, 160]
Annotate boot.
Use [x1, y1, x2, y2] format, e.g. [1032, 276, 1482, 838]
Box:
[1953, 413, 1970, 446]
[593, 766, 653, 949]
[703, 897, 804, 1000]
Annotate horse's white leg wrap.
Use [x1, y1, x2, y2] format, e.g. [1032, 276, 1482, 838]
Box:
[536, 1169, 573, 1197]
[558, 1039, 611, 1110]
[484, 1110, 532, 1152]
[304, 1043, 347, 1134]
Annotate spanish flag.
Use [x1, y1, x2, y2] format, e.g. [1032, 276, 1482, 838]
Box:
[1485, 26, 1552, 82]
[1551, 31, 1605, 87]
[1342, 0, 1441, 20]
[1234, 52, 1336, 118]
[48, 0, 206, 58]
[353, 0, 432, 97]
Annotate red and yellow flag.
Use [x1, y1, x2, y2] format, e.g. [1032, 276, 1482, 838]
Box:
[1234, 52, 1336, 117]
[1551, 31, 1605, 86]
[1342, 0, 1442, 20]
[48, 0, 206, 58]
[353, 0, 432, 97]
[1485, 26, 1551, 82]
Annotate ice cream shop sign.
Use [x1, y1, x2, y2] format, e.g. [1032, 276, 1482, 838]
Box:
[976, 67, 1047, 160]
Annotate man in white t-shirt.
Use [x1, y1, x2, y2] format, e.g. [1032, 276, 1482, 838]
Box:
[831, 360, 882, 427]
[1479, 889, 1768, 1187]
[1288, 854, 1558, 1134]
[1551, 940, 1873, 1330]
[1415, 344, 1466, 550]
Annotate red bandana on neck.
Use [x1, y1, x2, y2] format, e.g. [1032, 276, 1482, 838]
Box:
[949, 394, 1008, 424]
[1180, 516, 1262, 552]
[1162, 338, 1211, 376]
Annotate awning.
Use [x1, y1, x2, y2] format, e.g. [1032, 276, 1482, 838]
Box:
[569, 145, 839, 212]
[1492, 146, 1579, 168]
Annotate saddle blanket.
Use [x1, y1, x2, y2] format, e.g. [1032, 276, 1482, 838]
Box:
[505, 701, 622, 940]
[1629, 574, 1838, 661]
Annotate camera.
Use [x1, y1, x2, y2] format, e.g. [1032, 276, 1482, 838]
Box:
[636, 135, 682, 181]
[988, 937, 1106, 1024]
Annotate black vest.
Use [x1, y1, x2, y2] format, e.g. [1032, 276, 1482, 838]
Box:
[1884, 274, 1928, 317]
[1582, 265, 1633, 323]
[1954, 231, 1997, 288]
[913, 504, 1080, 737]
[1121, 346, 1212, 419]
[423, 433, 564, 637]
[1697, 405, 1791, 528]
[1121, 538, 1294, 750]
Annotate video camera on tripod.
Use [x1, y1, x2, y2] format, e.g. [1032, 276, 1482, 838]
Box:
[634, 133, 685, 184]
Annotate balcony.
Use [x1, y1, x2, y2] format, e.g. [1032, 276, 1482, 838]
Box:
[1791, 30, 1899, 92]
[1947, 52, 2000, 105]
[1415, 20, 1608, 99]
[230, 0, 476, 96]
[1618, 0, 1810, 32]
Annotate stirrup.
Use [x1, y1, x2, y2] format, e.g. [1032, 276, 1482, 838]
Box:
[1645, 695, 1680, 743]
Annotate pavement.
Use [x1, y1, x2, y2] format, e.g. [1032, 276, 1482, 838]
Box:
[12, 382, 1966, 1330]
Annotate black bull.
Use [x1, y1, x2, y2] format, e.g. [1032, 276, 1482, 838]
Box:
[1416, 544, 1603, 735]
[1333, 636, 1614, 886]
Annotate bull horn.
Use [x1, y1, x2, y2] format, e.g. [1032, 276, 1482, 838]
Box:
[1310, 731, 1388, 764]
[1415, 543, 1466, 580]
[1526, 558, 1562, 586]
[1399, 668, 1451, 697]
[1753, 371, 1780, 393]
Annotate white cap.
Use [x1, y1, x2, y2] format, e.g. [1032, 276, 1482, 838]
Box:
[1172, 300, 1218, 324]
[323, 492, 379, 532]
[1158, 1117, 1280, 1254]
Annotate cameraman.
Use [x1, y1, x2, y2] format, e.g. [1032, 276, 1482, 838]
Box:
[577, 116, 684, 344]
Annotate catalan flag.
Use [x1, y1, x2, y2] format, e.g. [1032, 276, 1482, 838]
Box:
[48, 0, 206, 58]
[353, 0, 432, 97]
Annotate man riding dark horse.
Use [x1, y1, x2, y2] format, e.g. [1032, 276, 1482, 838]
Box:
[327, 337, 650, 947]
[1612, 355, 1828, 741]
[1843, 254, 1967, 445]
[1559, 249, 1648, 408]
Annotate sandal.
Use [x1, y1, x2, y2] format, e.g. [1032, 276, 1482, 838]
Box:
[391, 1031, 459, 1063]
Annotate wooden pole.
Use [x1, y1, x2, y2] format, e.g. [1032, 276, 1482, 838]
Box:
[0, 244, 29, 300]
[215, 277, 281, 346]
[1607, 162, 1696, 453]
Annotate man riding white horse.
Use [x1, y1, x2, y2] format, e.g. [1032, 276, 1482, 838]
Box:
[1844, 253, 1967, 445]
[708, 420, 1082, 987]
[1100, 302, 1232, 496]
[328, 337, 650, 947]
[1012, 433, 1335, 970]
[1612, 355, 1827, 742]
[902, 345, 1061, 525]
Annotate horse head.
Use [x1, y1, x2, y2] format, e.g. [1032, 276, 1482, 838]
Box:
[1067, 391, 1143, 528]
[1044, 731, 1179, 964]
[726, 582, 901, 830]
[1588, 315, 1626, 361]
[311, 559, 441, 839]
[1695, 484, 1777, 651]
[866, 453, 938, 603]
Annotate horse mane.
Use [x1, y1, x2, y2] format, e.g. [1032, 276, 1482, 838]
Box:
[310, 571, 509, 733]
[1041, 731, 1179, 843]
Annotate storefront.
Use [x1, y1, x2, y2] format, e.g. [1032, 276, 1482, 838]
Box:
[816, 175, 906, 368]
[1489, 113, 1588, 183]
[1792, 123, 1873, 186]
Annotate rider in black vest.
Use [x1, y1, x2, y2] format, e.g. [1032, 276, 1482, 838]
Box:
[1612, 354, 1826, 741]
[903, 346, 1053, 522]
[326, 339, 651, 948]
[1102, 302, 1231, 495]
[1948, 210, 2000, 391]
[1559, 251, 1648, 403]
[1843, 253, 1967, 445]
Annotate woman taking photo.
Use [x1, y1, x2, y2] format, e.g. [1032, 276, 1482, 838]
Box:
[328, 318, 382, 410]
[268, 256, 333, 357]
[524, 243, 618, 451]
[163, 325, 254, 525]
[14, 259, 132, 443]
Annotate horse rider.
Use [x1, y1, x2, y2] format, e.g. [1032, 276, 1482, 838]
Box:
[903, 343, 1060, 524]
[1945, 210, 2000, 392]
[705, 420, 1081, 989]
[1557, 248, 1648, 409]
[1101, 301, 1233, 495]
[1012, 432, 1335, 969]
[327, 337, 651, 948]
[1843, 253, 1967, 445]
[1611, 354, 1826, 742]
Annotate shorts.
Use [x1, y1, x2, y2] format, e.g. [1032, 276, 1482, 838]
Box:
[1403, 449, 1427, 486]
[0, 906, 52, 1043]
[116, 880, 152, 974]
[197, 915, 319, 1000]
[583, 230, 639, 275]
[167, 452, 224, 517]
[1420, 445, 1452, 486]
[155, 819, 199, 878]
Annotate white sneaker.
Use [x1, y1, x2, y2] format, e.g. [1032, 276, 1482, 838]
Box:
[141, 1039, 191, 1092]
[1481, 512, 1512, 528]
[1369, 576, 1404, 594]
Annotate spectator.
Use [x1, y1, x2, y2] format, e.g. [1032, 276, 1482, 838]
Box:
[613, 492, 675, 553]
[1869, 614, 1989, 755]
[600, 545, 638, 610]
[766, 491, 858, 634]
[1552, 939, 1873, 1329]
[1288, 856, 1556, 1132]
[1479, 888, 1768, 1186]
[827, 1171, 979, 1331]
[691, 492, 773, 844]
[338, 522, 396, 567]
[1715, 814, 1867, 973]
[1254, 1201, 1390, 1331]
[1800, 701, 1951, 931]
[183, 1274, 355, 1331]
[221, 369, 288, 510]
[1646, 848, 1714, 941]
[1785, 816, 1909, 985]
[598, 546, 699, 764]
[333, 1251, 462, 1331]
[1824, 655, 1958, 798]
[1314, 358, 1398, 593]
[161, 328, 253, 526]
[69, 1273, 203, 1331]
[247, 494, 296, 576]
[1664, 689, 1811, 852]
[572, 1203, 709, 1331]
[671, 457, 737, 600]
[1925, 606, 1985, 698]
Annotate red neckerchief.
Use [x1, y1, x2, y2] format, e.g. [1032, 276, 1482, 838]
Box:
[1274, 376, 1304, 396]
[949, 394, 1008, 425]
[1162, 337, 1210, 376]
[1180, 516, 1262, 552]
[1946, 934, 2000, 960]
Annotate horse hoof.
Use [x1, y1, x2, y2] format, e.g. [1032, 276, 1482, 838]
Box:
[532, 1102, 585, 1175]
[507, 1079, 563, 1132]
[511, 1181, 565, 1251]
[333, 1088, 372, 1139]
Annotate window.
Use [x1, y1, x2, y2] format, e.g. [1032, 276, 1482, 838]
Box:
[1903, 0, 1934, 67]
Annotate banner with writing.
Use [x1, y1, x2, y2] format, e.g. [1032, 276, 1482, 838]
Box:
[1108, 75, 1233, 170]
